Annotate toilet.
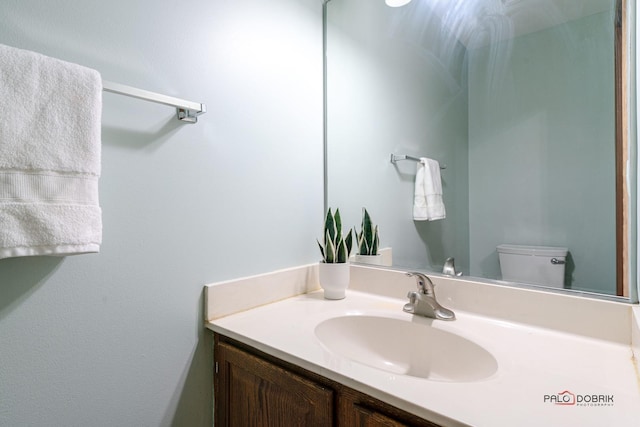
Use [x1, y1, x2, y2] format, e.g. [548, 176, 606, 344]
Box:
[497, 244, 569, 288]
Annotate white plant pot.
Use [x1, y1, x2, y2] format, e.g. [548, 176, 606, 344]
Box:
[318, 261, 350, 300]
[354, 254, 384, 266]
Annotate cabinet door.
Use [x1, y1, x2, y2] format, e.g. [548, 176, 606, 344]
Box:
[351, 404, 409, 427]
[215, 341, 334, 426]
[338, 389, 442, 427]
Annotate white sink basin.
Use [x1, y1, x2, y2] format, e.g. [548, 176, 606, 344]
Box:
[314, 315, 498, 382]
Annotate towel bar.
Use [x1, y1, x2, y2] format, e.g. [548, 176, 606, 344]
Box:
[390, 154, 446, 169]
[102, 80, 206, 124]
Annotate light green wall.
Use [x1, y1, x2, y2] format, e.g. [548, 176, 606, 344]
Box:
[0, 1, 324, 426]
[467, 11, 616, 294]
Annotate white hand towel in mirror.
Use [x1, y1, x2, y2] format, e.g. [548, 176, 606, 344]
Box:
[413, 157, 446, 221]
[0, 43, 102, 259]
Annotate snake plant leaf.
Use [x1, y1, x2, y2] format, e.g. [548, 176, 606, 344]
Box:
[325, 229, 336, 263]
[358, 234, 368, 255]
[336, 236, 347, 263]
[345, 229, 353, 257]
[334, 208, 343, 237]
[362, 208, 373, 247]
[357, 208, 380, 255]
[324, 208, 336, 247]
[356, 209, 380, 255]
[371, 225, 379, 255]
[317, 239, 325, 260]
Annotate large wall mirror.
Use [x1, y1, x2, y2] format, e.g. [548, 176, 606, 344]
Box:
[325, 0, 637, 300]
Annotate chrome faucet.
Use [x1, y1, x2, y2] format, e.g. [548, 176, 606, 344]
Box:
[403, 272, 455, 321]
[442, 257, 463, 277]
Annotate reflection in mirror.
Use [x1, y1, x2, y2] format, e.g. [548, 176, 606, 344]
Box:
[325, 0, 637, 299]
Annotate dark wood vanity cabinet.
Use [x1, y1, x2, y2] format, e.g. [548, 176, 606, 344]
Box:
[215, 339, 333, 426]
[214, 334, 442, 427]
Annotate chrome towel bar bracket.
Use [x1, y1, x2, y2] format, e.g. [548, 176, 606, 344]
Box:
[102, 80, 206, 124]
[390, 154, 446, 169]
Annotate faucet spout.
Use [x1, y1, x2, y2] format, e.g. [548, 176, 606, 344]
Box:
[403, 272, 455, 321]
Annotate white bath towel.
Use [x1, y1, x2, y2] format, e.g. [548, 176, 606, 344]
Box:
[0, 43, 102, 259]
[413, 157, 446, 221]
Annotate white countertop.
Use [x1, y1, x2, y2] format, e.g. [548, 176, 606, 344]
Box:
[207, 288, 640, 427]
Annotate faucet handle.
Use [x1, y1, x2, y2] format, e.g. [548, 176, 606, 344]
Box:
[403, 291, 417, 314]
[406, 291, 417, 303]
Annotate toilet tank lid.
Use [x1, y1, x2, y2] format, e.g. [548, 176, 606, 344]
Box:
[497, 244, 568, 257]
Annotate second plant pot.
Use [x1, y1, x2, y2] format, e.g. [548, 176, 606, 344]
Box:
[354, 254, 384, 266]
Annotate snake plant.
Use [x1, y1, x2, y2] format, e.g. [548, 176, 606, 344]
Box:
[357, 208, 379, 256]
[317, 208, 353, 263]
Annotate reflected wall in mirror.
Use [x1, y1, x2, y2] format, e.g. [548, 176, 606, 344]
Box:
[325, 0, 636, 298]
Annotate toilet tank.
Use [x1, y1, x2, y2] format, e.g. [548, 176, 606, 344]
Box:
[497, 244, 568, 288]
